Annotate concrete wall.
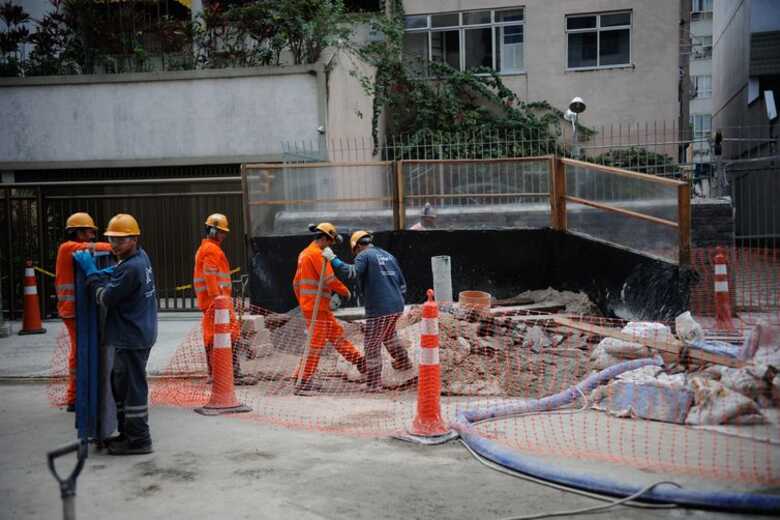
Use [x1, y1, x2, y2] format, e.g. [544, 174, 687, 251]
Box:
[0, 66, 326, 169]
[403, 0, 680, 128]
[712, 0, 751, 130]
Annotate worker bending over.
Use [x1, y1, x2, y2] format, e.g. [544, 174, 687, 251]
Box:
[73, 213, 156, 455]
[292, 223, 366, 394]
[324, 231, 412, 392]
[55, 212, 113, 412]
[193, 213, 256, 386]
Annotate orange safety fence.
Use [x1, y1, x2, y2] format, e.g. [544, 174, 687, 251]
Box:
[48, 287, 780, 487]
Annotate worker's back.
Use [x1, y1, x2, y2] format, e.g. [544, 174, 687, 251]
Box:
[193, 238, 231, 311]
[353, 246, 406, 318]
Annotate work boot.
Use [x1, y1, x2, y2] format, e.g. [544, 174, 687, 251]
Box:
[108, 439, 153, 456]
[104, 433, 126, 446]
[356, 357, 367, 375]
[294, 379, 323, 395]
[234, 373, 258, 386]
[391, 357, 413, 371]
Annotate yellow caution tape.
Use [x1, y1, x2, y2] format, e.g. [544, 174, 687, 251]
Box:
[175, 267, 241, 292]
[34, 266, 56, 278]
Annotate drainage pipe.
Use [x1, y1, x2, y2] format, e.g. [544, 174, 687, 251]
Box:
[454, 357, 780, 513]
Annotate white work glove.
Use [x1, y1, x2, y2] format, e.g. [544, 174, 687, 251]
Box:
[322, 247, 337, 262]
[330, 293, 342, 311]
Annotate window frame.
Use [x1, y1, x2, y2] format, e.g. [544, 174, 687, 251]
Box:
[692, 75, 712, 98]
[403, 8, 526, 75]
[691, 0, 713, 14]
[565, 10, 632, 71]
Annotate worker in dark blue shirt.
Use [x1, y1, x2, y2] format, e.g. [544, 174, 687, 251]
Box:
[74, 213, 157, 455]
[323, 231, 412, 391]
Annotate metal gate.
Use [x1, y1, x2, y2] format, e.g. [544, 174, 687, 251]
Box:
[1, 176, 245, 319]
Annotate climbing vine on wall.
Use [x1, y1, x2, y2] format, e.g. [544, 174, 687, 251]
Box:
[351, 1, 593, 158]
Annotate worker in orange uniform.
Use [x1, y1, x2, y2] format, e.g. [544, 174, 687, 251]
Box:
[193, 213, 257, 385]
[292, 223, 366, 394]
[55, 212, 114, 412]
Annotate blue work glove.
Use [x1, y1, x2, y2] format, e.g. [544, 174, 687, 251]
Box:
[72, 250, 98, 277]
[99, 266, 115, 276]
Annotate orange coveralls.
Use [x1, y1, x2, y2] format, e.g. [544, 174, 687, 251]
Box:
[193, 238, 239, 372]
[293, 242, 363, 381]
[55, 240, 113, 405]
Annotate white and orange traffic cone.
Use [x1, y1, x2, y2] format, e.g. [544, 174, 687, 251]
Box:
[19, 260, 46, 335]
[405, 289, 455, 443]
[195, 296, 251, 416]
[713, 247, 735, 332]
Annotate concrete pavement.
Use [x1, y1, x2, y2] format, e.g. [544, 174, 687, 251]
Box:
[0, 316, 198, 379]
[0, 383, 764, 520]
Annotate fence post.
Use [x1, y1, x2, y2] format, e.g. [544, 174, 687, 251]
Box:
[550, 156, 567, 232]
[393, 160, 406, 231]
[678, 182, 691, 265]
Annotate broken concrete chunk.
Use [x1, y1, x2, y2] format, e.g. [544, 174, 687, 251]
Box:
[686, 377, 765, 425]
[522, 326, 552, 352]
[591, 380, 693, 424]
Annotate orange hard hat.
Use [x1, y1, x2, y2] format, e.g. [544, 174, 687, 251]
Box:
[205, 213, 230, 232]
[65, 212, 98, 230]
[350, 230, 372, 252]
[308, 222, 342, 243]
[104, 213, 141, 237]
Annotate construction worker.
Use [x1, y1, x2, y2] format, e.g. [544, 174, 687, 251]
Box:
[410, 202, 436, 230]
[55, 212, 114, 412]
[292, 223, 366, 394]
[324, 231, 412, 391]
[73, 213, 156, 455]
[193, 213, 256, 386]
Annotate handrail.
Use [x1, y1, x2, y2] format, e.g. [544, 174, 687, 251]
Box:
[400, 155, 554, 165]
[244, 161, 392, 169]
[564, 195, 678, 228]
[561, 157, 686, 187]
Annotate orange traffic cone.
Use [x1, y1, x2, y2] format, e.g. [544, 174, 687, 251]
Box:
[195, 296, 251, 415]
[19, 260, 46, 335]
[713, 247, 735, 332]
[407, 289, 453, 441]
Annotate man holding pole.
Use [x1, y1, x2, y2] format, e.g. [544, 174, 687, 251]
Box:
[324, 231, 412, 392]
[292, 223, 366, 395]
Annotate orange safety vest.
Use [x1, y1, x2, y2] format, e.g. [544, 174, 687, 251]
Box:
[55, 241, 113, 319]
[293, 241, 348, 313]
[193, 238, 232, 311]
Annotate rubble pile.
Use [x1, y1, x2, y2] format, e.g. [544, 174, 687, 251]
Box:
[587, 317, 780, 427]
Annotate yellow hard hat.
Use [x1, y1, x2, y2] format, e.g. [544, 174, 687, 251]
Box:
[65, 212, 98, 230]
[350, 230, 372, 252]
[104, 213, 141, 237]
[205, 213, 230, 232]
[308, 222, 342, 243]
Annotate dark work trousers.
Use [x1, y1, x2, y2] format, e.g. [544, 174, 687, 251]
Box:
[364, 314, 410, 388]
[112, 347, 152, 446]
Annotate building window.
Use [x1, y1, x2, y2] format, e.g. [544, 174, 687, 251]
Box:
[692, 75, 712, 98]
[691, 114, 712, 140]
[566, 11, 631, 70]
[692, 0, 713, 13]
[692, 36, 712, 60]
[403, 8, 525, 74]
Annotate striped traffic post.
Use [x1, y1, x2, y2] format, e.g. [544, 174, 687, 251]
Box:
[408, 289, 453, 441]
[713, 247, 735, 331]
[19, 260, 46, 335]
[195, 296, 251, 415]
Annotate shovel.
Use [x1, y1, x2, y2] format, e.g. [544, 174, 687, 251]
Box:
[47, 440, 88, 520]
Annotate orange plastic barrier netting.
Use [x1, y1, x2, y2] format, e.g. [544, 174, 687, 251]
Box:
[47, 283, 780, 486]
[690, 246, 779, 326]
[47, 326, 71, 407]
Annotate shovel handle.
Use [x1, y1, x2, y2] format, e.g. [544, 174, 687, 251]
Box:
[47, 440, 88, 498]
